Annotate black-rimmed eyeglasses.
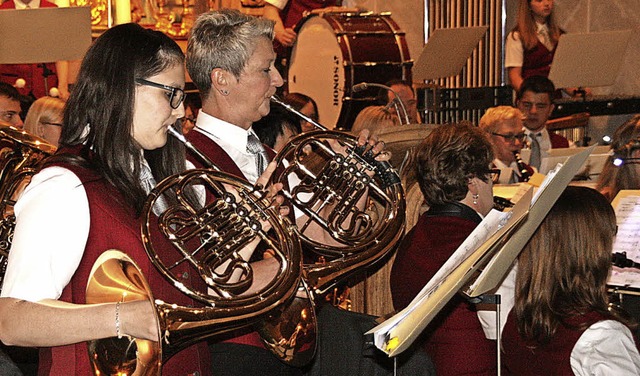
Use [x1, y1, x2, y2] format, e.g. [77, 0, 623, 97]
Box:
[135, 78, 185, 109]
[490, 132, 527, 143]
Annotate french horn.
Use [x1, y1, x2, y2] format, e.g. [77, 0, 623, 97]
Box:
[269, 95, 406, 296]
[86, 127, 309, 375]
[0, 122, 56, 290]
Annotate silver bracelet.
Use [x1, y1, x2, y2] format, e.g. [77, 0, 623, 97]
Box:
[115, 301, 122, 339]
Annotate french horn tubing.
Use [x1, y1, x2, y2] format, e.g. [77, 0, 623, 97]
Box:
[86, 126, 310, 375]
[269, 95, 406, 296]
[0, 122, 56, 290]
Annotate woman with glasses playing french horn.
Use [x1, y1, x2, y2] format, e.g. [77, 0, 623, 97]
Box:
[0, 23, 286, 375]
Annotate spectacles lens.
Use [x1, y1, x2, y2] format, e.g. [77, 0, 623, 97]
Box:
[171, 89, 185, 109]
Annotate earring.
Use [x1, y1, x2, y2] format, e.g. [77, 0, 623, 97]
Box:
[472, 193, 479, 205]
[220, 89, 229, 96]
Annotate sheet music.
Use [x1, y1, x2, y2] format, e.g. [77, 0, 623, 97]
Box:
[610, 192, 640, 288]
[366, 197, 529, 357]
[369, 146, 594, 358]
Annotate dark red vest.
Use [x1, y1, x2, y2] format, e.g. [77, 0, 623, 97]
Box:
[390, 206, 497, 376]
[38, 148, 211, 375]
[550, 131, 570, 148]
[522, 40, 555, 80]
[502, 310, 609, 375]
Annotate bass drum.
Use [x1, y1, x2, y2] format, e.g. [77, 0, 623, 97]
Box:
[287, 12, 412, 130]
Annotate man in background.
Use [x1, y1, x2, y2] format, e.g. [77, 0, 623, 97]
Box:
[377, 79, 420, 124]
[516, 75, 569, 170]
[0, 82, 24, 128]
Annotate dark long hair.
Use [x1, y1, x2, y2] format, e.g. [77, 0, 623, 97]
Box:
[514, 186, 629, 344]
[48, 23, 188, 215]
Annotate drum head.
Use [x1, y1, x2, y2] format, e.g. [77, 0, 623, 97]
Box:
[288, 13, 412, 130]
[288, 16, 344, 129]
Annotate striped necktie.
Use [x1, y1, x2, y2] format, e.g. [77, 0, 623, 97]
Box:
[246, 132, 269, 176]
[529, 133, 542, 170]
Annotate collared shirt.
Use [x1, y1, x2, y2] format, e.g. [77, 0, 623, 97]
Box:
[13, 0, 41, 8]
[194, 110, 262, 185]
[505, 23, 553, 68]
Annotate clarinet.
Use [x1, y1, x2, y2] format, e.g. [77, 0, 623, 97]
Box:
[514, 151, 531, 182]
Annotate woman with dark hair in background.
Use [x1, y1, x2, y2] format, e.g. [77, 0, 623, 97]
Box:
[502, 186, 640, 374]
[283, 92, 319, 133]
[253, 104, 301, 152]
[391, 122, 497, 375]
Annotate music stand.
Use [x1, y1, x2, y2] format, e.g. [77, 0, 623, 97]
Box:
[413, 26, 488, 82]
[0, 7, 92, 94]
[548, 30, 632, 89]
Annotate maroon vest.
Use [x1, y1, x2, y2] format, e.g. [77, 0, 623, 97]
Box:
[522, 40, 555, 80]
[390, 206, 497, 376]
[502, 310, 610, 375]
[550, 131, 570, 148]
[39, 148, 211, 375]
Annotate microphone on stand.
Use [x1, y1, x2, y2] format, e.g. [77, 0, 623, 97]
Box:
[352, 82, 410, 125]
[612, 252, 640, 269]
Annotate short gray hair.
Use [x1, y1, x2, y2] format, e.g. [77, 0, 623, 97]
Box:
[186, 9, 275, 99]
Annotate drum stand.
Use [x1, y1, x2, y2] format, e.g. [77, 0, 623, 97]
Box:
[468, 293, 502, 376]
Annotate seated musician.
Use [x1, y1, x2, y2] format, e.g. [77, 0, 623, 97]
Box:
[502, 186, 640, 374]
[479, 105, 533, 183]
[391, 122, 498, 375]
[516, 75, 571, 170]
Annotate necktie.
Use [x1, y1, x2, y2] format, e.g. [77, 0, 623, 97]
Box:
[538, 26, 552, 50]
[140, 162, 168, 216]
[529, 133, 542, 170]
[246, 133, 269, 176]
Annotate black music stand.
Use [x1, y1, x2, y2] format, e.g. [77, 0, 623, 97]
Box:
[0, 7, 92, 95]
[548, 30, 632, 90]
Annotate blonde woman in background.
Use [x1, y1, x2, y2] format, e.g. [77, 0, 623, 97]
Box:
[23, 96, 64, 147]
[350, 105, 399, 137]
